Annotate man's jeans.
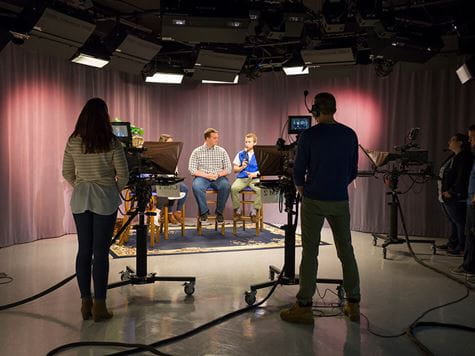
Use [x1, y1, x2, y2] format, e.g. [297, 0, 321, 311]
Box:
[192, 176, 230, 215]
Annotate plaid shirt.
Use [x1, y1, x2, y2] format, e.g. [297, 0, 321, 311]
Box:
[188, 144, 232, 176]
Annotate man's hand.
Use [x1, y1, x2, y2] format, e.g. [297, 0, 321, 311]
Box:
[246, 172, 258, 179]
[216, 170, 227, 178]
[241, 161, 248, 170]
[442, 191, 452, 199]
[296, 186, 304, 195]
[206, 172, 218, 180]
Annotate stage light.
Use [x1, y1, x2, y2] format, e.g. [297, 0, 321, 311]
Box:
[71, 53, 109, 68]
[282, 66, 309, 76]
[202, 75, 239, 84]
[456, 56, 474, 84]
[145, 72, 184, 84]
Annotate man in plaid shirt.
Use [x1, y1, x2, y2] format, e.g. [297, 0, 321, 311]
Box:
[189, 128, 232, 222]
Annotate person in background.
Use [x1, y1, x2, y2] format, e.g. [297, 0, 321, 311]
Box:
[62, 98, 129, 322]
[189, 128, 232, 222]
[156, 134, 188, 224]
[230, 133, 261, 222]
[451, 125, 475, 277]
[437, 133, 473, 256]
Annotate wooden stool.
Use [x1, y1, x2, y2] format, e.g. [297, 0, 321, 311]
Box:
[158, 198, 186, 242]
[117, 189, 135, 245]
[232, 188, 263, 236]
[197, 189, 225, 236]
[117, 190, 159, 246]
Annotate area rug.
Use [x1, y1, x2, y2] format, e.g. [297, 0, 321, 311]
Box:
[110, 222, 330, 258]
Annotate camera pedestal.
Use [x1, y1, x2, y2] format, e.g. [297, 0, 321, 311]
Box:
[108, 183, 196, 296]
[244, 181, 344, 306]
[372, 173, 437, 259]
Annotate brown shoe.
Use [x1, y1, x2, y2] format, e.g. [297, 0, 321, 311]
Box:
[81, 297, 93, 320]
[343, 302, 360, 322]
[173, 211, 183, 223]
[168, 213, 179, 224]
[280, 303, 314, 324]
[92, 299, 113, 322]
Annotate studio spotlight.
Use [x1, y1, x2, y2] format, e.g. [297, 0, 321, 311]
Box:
[145, 72, 184, 84]
[71, 52, 109, 68]
[202, 75, 239, 84]
[456, 56, 475, 84]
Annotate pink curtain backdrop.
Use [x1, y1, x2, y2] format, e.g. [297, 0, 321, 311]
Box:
[1, 43, 474, 247]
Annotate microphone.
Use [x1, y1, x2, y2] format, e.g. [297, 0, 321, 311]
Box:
[443, 148, 451, 152]
[408, 127, 420, 141]
[304, 90, 312, 113]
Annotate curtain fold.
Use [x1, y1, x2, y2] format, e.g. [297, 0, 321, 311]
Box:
[1, 44, 473, 247]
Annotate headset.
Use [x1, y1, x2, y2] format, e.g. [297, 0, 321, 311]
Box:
[304, 90, 320, 117]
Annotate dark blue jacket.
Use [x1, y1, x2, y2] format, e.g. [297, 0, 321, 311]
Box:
[293, 122, 358, 201]
[236, 150, 259, 179]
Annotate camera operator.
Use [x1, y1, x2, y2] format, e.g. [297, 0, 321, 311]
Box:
[437, 133, 473, 256]
[280, 92, 360, 324]
[62, 98, 129, 322]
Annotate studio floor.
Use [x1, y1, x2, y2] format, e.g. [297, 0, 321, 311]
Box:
[0, 227, 474, 356]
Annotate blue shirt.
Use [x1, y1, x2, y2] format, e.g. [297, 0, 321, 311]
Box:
[468, 159, 475, 206]
[293, 122, 358, 201]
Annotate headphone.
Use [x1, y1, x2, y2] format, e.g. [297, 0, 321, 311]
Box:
[310, 103, 320, 118]
[304, 90, 320, 117]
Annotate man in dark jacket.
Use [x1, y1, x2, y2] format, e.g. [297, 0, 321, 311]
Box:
[280, 92, 360, 324]
[451, 125, 475, 277]
[437, 133, 473, 255]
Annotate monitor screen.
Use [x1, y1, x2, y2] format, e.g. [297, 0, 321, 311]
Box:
[288, 115, 312, 134]
[111, 122, 132, 147]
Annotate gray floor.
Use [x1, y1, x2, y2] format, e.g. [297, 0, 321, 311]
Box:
[1, 227, 474, 356]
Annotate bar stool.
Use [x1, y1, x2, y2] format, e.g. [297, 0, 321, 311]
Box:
[197, 188, 225, 236]
[232, 187, 263, 236]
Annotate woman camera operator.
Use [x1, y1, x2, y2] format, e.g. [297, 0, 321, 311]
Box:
[62, 98, 129, 322]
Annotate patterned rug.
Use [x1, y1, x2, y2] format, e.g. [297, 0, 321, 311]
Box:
[110, 222, 330, 258]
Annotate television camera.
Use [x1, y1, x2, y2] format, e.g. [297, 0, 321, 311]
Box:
[359, 127, 437, 259]
[109, 121, 195, 295]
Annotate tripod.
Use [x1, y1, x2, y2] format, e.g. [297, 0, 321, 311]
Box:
[372, 169, 436, 259]
[244, 179, 344, 305]
[108, 181, 196, 295]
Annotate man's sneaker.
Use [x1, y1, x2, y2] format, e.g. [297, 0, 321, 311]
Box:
[199, 212, 208, 222]
[447, 249, 464, 257]
[216, 213, 224, 223]
[280, 303, 314, 324]
[450, 265, 475, 277]
[343, 302, 360, 322]
[436, 244, 450, 250]
[233, 208, 242, 220]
